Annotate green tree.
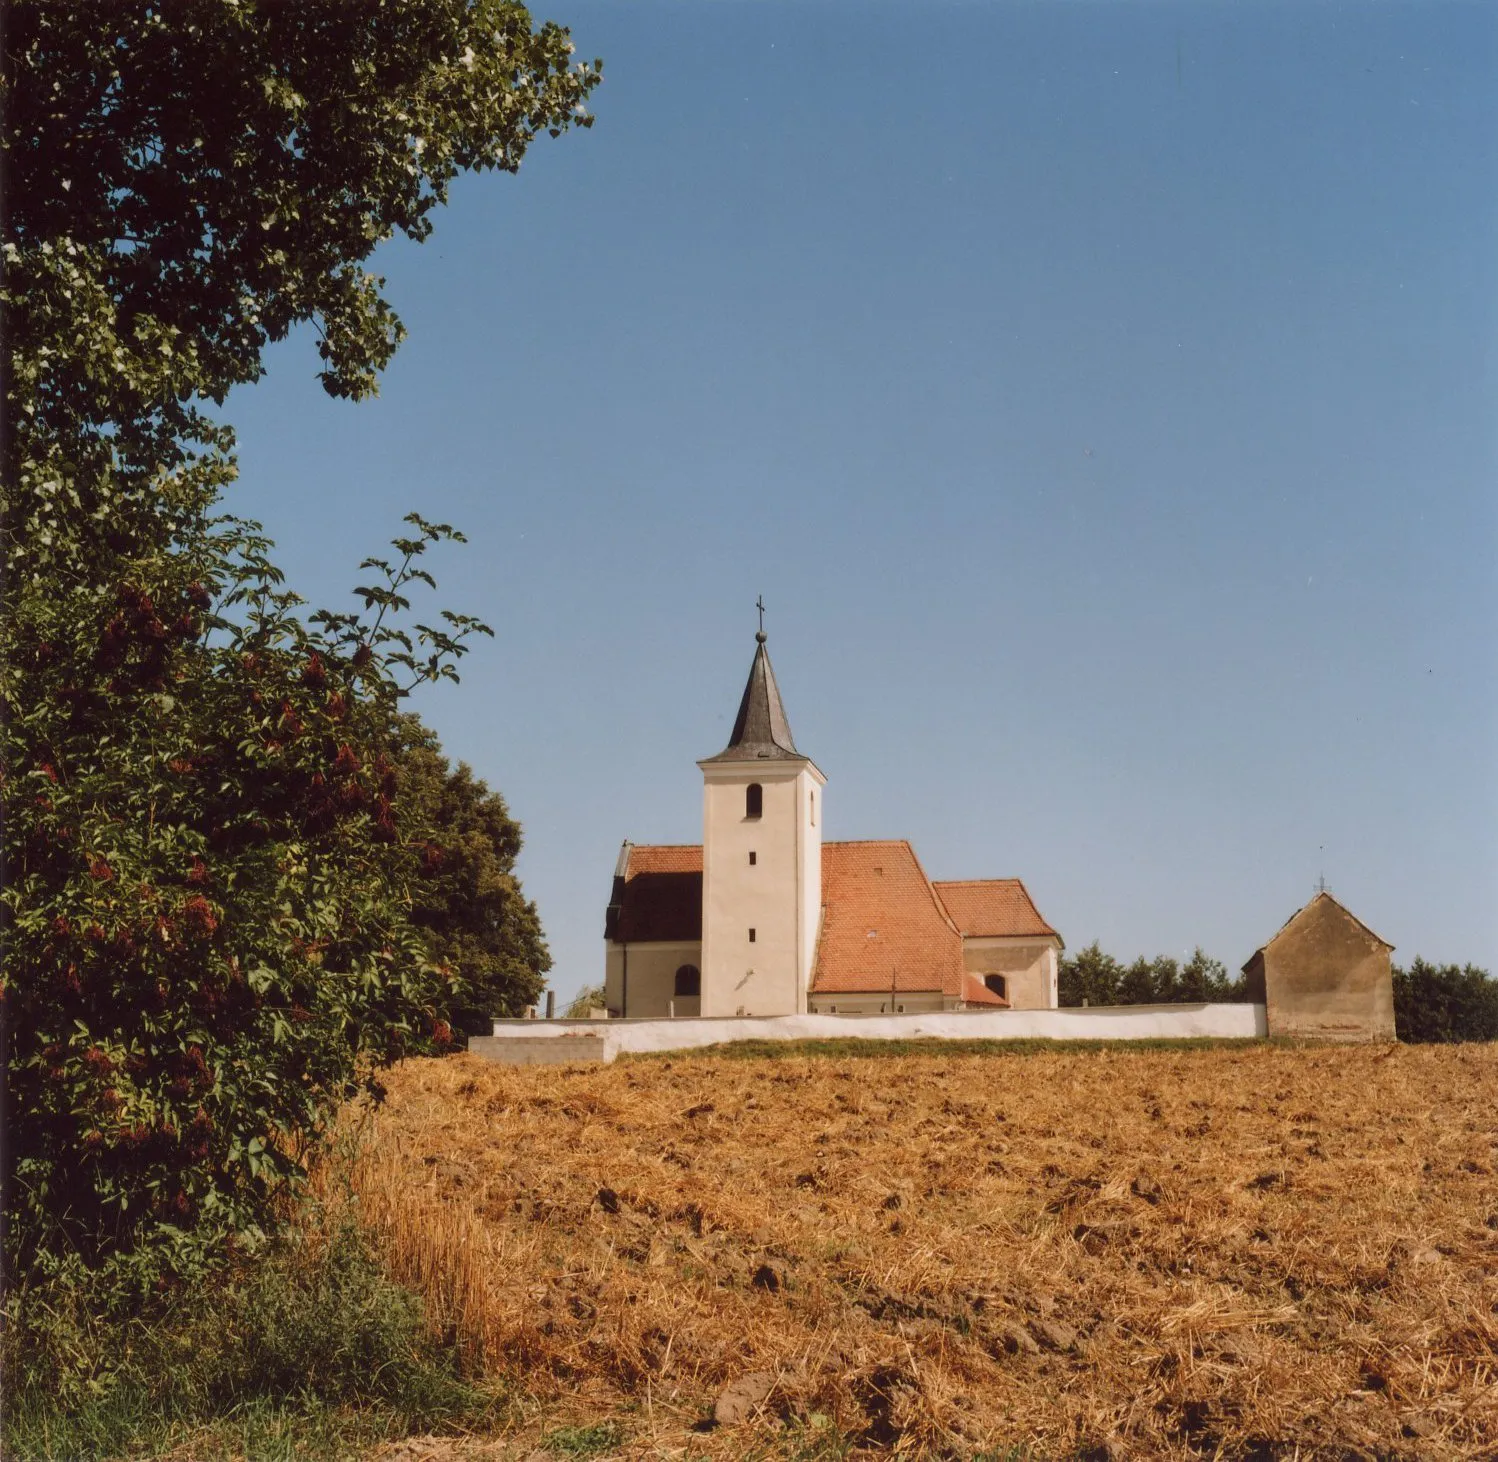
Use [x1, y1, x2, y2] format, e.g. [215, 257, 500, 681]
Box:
[1118, 956, 1160, 1006]
[1175, 947, 1229, 1001]
[564, 984, 607, 1018]
[1059, 944, 1247, 1007]
[392, 716, 550, 1031]
[1058, 942, 1123, 1006]
[3, 512, 495, 1287]
[1393, 960, 1498, 1043]
[2, 2, 600, 1287]
[4, 2, 598, 453]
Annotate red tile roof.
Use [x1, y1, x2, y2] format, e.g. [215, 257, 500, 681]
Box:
[611, 844, 702, 943]
[626, 844, 702, 877]
[609, 842, 1048, 1005]
[932, 879, 1059, 940]
[811, 841, 967, 998]
[961, 973, 1010, 1008]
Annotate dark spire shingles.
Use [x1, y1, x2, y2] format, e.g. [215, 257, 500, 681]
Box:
[702, 632, 803, 762]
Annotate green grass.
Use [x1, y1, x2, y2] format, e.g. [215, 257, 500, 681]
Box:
[2, 1212, 505, 1462]
[627, 1035, 1256, 1062]
[541, 1420, 627, 1456]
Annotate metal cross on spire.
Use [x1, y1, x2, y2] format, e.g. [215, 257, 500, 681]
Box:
[756, 594, 766, 636]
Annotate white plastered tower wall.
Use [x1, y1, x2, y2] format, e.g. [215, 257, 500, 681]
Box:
[698, 758, 824, 1017]
[695, 628, 824, 1018]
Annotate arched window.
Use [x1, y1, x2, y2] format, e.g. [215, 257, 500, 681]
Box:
[809, 789, 816, 826]
[674, 965, 701, 998]
[983, 973, 1007, 999]
[745, 783, 763, 819]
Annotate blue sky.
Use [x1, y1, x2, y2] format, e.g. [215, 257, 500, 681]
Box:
[229, 1, 1497, 1002]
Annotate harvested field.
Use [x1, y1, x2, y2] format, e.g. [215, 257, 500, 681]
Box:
[351, 1043, 1498, 1459]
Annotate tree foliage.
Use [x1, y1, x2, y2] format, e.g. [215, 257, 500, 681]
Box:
[391, 716, 550, 1030]
[4, 512, 496, 1284]
[2, 2, 598, 1287]
[564, 984, 607, 1018]
[1059, 943, 1248, 1007]
[1393, 960, 1498, 1043]
[4, 1, 598, 453]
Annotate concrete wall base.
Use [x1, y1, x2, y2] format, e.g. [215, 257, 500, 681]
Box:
[481, 1004, 1267, 1064]
[468, 1033, 608, 1065]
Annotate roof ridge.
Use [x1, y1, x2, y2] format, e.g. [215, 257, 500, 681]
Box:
[1248, 890, 1393, 961]
[902, 840, 964, 942]
[932, 876, 1025, 887]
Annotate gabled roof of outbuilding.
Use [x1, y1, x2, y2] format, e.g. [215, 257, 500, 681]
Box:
[932, 879, 1060, 941]
[1242, 890, 1393, 973]
[700, 633, 804, 763]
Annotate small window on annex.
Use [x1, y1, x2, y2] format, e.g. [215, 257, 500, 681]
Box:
[674, 965, 701, 998]
[745, 783, 763, 819]
[983, 973, 1007, 999]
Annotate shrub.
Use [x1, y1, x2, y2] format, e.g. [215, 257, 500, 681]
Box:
[3, 512, 499, 1289]
[3, 0, 598, 1294]
[0, 1204, 498, 1460]
[1393, 959, 1498, 1043]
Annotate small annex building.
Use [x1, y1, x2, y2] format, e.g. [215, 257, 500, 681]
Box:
[603, 629, 1062, 1019]
[1241, 891, 1395, 1043]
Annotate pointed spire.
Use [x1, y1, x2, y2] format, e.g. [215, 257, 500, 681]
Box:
[703, 629, 803, 762]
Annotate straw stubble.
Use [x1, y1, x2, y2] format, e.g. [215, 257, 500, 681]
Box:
[347, 1043, 1498, 1458]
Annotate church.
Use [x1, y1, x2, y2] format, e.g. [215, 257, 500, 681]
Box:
[602, 629, 1063, 1019]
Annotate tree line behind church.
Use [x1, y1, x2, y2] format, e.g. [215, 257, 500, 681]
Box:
[1060, 944, 1498, 1041]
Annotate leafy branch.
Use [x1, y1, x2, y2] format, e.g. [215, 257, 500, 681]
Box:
[311, 513, 493, 695]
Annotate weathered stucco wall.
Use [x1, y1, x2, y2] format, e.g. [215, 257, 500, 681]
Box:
[699, 761, 822, 1018]
[485, 1003, 1267, 1063]
[604, 940, 702, 1018]
[806, 991, 948, 1015]
[1257, 898, 1395, 1042]
[960, 937, 1059, 1009]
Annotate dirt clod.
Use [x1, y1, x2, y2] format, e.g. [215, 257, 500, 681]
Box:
[1031, 1318, 1079, 1353]
[713, 1370, 776, 1426]
[1130, 1172, 1163, 1204]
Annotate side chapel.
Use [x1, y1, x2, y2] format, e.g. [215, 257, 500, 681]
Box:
[603, 629, 1062, 1019]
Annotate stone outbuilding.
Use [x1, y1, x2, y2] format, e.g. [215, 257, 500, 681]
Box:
[1241, 891, 1395, 1042]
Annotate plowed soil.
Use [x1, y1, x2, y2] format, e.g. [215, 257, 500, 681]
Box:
[351, 1042, 1498, 1459]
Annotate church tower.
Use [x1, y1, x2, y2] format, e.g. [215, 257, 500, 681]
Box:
[697, 627, 825, 1017]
